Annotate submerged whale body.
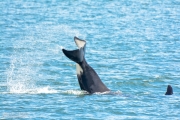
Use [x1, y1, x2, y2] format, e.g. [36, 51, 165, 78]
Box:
[165, 85, 173, 95]
[62, 37, 110, 94]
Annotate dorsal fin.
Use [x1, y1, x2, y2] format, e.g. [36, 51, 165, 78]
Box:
[165, 85, 173, 95]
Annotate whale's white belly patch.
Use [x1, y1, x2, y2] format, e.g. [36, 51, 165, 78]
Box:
[76, 64, 83, 75]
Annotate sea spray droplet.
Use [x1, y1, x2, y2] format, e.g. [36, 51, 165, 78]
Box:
[60, 46, 64, 50]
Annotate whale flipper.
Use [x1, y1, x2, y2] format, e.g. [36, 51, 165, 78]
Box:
[165, 85, 173, 95]
[62, 37, 109, 94]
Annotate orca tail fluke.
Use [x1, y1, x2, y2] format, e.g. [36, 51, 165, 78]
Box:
[62, 48, 84, 63]
[165, 85, 173, 95]
[62, 36, 86, 63]
[74, 36, 86, 49]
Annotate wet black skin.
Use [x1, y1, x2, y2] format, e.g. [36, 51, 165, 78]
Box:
[76, 58, 110, 94]
[165, 85, 173, 95]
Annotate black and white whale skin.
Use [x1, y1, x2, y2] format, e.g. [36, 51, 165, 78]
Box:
[62, 37, 110, 94]
[165, 85, 173, 95]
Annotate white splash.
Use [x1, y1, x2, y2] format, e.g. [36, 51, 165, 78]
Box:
[63, 90, 88, 95]
[94, 90, 122, 95]
[32, 86, 58, 94]
[6, 57, 58, 94]
[7, 83, 58, 94]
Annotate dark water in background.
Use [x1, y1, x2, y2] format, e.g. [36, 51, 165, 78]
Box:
[0, 0, 180, 119]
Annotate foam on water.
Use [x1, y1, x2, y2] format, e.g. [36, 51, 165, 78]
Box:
[7, 84, 58, 94]
[5, 51, 58, 94]
[63, 90, 89, 95]
[6, 70, 58, 94]
[61, 90, 123, 96]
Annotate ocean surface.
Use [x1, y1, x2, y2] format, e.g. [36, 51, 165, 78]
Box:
[0, 0, 180, 119]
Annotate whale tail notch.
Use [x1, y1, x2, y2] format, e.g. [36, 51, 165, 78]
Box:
[62, 37, 86, 63]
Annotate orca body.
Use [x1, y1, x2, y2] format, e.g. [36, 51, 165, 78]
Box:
[62, 37, 110, 94]
[165, 85, 173, 95]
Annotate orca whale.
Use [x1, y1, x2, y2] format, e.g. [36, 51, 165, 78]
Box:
[165, 85, 173, 95]
[62, 37, 110, 94]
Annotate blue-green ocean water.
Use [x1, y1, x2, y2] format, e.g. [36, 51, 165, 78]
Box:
[0, 0, 180, 119]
